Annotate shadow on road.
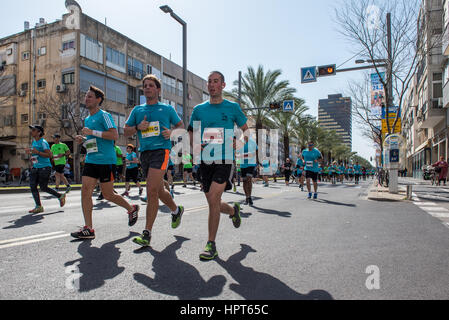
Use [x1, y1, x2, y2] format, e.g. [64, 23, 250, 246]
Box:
[250, 205, 292, 218]
[313, 199, 357, 207]
[3, 211, 63, 229]
[133, 236, 226, 299]
[216, 244, 333, 300]
[64, 231, 139, 292]
[93, 201, 117, 210]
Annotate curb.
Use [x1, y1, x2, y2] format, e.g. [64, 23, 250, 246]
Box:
[366, 181, 409, 202]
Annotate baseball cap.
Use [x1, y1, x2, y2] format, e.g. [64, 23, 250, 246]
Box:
[29, 125, 44, 135]
[53, 134, 61, 138]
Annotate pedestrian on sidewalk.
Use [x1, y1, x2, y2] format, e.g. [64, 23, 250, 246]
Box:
[432, 156, 449, 186]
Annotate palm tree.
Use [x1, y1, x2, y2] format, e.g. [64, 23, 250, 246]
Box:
[224, 65, 296, 161]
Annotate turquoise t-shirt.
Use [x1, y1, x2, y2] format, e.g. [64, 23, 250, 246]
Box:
[126, 103, 182, 152]
[126, 152, 138, 169]
[296, 158, 305, 174]
[31, 138, 52, 169]
[262, 160, 271, 174]
[238, 138, 258, 169]
[348, 167, 354, 174]
[189, 99, 247, 162]
[84, 109, 117, 165]
[354, 165, 361, 174]
[302, 148, 322, 173]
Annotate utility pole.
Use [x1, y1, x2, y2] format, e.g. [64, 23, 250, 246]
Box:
[386, 12, 399, 194]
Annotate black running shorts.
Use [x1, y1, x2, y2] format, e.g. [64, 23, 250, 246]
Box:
[199, 163, 233, 194]
[305, 170, 318, 182]
[140, 149, 170, 177]
[241, 166, 256, 179]
[83, 163, 114, 183]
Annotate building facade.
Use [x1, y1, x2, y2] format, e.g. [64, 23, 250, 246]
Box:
[318, 94, 352, 150]
[0, 4, 209, 177]
[402, 0, 449, 179]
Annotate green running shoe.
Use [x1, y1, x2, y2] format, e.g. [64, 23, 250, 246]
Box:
[171, 206, 184, 229]
[199, 241, 218, 261]
[133, 230, 151, 247]
[29, 206, 44, 214]
[65, 185, 72, 194]
[230, 203, 241, 228]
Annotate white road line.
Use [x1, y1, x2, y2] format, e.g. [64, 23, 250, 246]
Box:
[0, 231, 66, 245]
[0, 203, 81, 214]
[0, 234, 69, 250]
[430, 212, 449, 218]
[416, 202, 437, 206]
[419, 207, 449, 212]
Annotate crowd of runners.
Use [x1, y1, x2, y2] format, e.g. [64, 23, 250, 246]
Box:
[24, 71, 374, 261]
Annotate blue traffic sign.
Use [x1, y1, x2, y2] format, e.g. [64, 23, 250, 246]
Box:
[283, 100, 295, 113]
[301, 66, 317, 83]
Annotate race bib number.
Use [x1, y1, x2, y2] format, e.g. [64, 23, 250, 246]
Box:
[202, 128, 224, 144]
[31, 156, 38, 164]
[85, 138, 98, 154]
[306, 161, 314, 167]
[142, 121, 160, 138]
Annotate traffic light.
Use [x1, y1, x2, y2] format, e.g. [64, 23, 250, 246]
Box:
[317, 64, 336, 77]
[269, 102, 281, 110]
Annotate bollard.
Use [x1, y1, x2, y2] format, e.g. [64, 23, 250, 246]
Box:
[406, 185, 412, 200]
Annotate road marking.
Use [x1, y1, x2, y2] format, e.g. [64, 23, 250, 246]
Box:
[0, 232, 69, 250]
[430, 212, 449, 218]
[416, 202, 437, 206]
[0, 231, 66, 245]
[419, 207, 449, 212]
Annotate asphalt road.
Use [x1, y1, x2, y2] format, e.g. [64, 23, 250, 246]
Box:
[1, 178, 449, 300]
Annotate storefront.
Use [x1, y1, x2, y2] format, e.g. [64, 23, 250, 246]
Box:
[412, 142, 431, 179]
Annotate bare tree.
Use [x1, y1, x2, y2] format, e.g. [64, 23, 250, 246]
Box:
[335, 0, 440, 136]
[36, 86, 88, 183]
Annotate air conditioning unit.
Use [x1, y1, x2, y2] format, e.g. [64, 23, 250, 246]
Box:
[56, 84, 67, 93]
[135, 72, 142, 80]
[6, 48, 13, 55]
[18, 90, 26, 97]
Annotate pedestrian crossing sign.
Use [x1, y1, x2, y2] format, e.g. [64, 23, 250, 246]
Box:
[301, 66, 317, 83]
[283, 100, 295, 113]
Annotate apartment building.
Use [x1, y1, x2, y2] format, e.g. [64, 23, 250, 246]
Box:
[0, 3, 209, 174]
[402, 0, 449, 178]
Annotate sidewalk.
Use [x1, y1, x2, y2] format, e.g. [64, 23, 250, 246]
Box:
[367, 182, 409, 202]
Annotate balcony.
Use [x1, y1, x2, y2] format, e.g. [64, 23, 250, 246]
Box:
[420, 99, 446, 128]
[444, 81, 449, 108]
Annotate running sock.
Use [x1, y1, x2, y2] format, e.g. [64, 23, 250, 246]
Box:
[172, 207, 179, 215]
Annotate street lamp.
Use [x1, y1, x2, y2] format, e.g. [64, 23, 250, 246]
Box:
[355, 59, 387, 64]
[160, 5, 188, 127]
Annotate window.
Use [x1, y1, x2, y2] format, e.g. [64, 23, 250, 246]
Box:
[127, 57, 144, 78]
[106, 47, 126, 73]
[177, 80, 183, 97]
[106, 78, 127, 104]
[21, 83, 28, 91]
[163, 74, 176, 95]
[62, 40, 75, 51]
[37, 79, 46, 89]
[37, 112, 46, 120]
[128, 86, 136, 106]
[152, 66, 161, 79]
[203, 92, 209, 102]
[38, 47, 46, 56]
[21, 114, 28, 124]
[22, 51, 30, 60]
[62, 72, 75, 85]
[80, 34, 103, 64]
[176, 104, 183, 117]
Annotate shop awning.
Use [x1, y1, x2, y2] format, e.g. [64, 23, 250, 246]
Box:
[414, 140, 430, 153]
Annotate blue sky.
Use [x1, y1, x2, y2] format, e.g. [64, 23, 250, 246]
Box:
[0, 0, 375, 162]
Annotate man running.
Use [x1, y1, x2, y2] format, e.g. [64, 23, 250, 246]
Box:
[282, 158, 293, 186]
[183, 153, 195, 188]
[71, 86, 139, 240]
[188, 71, 247, 261]
[122, 144, 143, 197]
[51, 134, 72, 193]
[114, 142, 125, 182]
[238, 136, 258, 206]
[295, 153, 305, 191]
[124, 75, 185, 247]
[26, 125, 67, 213]
[354, 162, 361, 185]
[302, 141, 323, 199]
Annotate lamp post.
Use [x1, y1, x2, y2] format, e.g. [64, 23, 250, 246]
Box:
[160, 5, 188, 127]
